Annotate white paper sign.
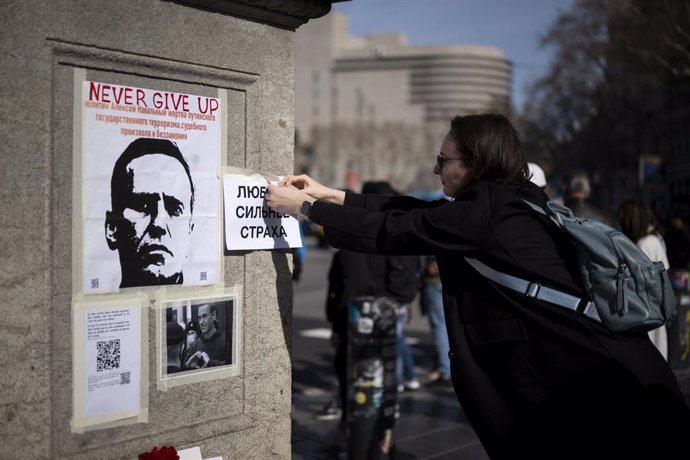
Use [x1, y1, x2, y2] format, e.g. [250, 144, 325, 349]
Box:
[223, 173, 303, 250]
[81, 80, 221, 293]
[83, 306, 141, 418]
[177, 447, 203, 460]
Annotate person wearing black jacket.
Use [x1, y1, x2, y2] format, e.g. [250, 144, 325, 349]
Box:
[266, 114, 690, 458]
[323, 249, 419, 419]
[319, 181, 420, 425]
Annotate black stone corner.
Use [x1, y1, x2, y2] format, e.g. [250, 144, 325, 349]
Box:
[169, 0, 348, 30]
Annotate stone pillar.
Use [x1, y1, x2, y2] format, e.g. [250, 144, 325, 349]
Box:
[0, 1, 334, 458]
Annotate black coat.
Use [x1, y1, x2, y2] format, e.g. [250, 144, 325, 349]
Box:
[325, 249, 420, 336]
[310, 180, 690, 458]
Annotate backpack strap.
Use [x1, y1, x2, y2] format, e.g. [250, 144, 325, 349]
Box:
[521, 199, 548, 215]
[464, 257, 599, 321]
[521, 199, 572, 229]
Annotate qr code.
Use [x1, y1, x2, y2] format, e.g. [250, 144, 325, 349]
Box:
[200, 271, 207, 281]
[120, 371, 131, 385]
[90, 278, 99, 289]
[96, 339, 120, 372]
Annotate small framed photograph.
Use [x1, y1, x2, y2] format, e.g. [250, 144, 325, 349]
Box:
[157, 287, 241, 389]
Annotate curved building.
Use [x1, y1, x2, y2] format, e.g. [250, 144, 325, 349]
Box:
[334, 43, 512, 122]
[295, 12, 513, 190]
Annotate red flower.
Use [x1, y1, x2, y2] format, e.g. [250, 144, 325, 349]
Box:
[139, 446, 179, 460]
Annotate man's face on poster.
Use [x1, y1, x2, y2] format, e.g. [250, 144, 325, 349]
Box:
[198, 304, 216, 337]
[106, 153, 194, 287]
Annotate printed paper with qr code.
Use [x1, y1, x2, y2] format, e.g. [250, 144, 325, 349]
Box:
[83, 306, 140, 417]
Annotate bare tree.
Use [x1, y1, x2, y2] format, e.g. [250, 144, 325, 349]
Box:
[521, 0, 690, 211]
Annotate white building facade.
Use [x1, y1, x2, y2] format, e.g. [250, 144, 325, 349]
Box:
[295, 12, 513, 192]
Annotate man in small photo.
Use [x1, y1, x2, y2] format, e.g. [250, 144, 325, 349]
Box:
[185, 302, 229, 368]
[105, 137, 195, 288]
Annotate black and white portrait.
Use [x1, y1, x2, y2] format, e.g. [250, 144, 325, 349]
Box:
[105, 138, 195, 288]
[81, 80, 221, 293]
[164, 298, 234, 375]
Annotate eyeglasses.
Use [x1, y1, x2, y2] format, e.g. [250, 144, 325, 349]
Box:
[436, 155, 464, 170]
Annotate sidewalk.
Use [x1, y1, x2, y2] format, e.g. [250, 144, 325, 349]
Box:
[291, 316, 690, 460]
[292, 385, 487, 460]
[293, 366, 690, 460]
[291, 313, 490, 460]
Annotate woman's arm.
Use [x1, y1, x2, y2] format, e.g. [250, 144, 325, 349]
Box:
[266, 176, 486, 256]
[266, 174, 444, 216]
[265, 174, 344, 216]
[281, 174, 346, 205]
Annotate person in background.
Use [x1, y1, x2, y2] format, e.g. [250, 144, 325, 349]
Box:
[360, 182, 421, 394]
[313, 181, 420, 424]
[561, 171, 614, 225]
[527, 162, 547, 193]
[617, 199, 670, 360]
[265, 113, 690, 458]
[665, 212, 690, 270]
[420, 255, 451, 388]
[181, 320, 201, 370]
[292, 223, 306, 283]
[394, 255, 421, 393]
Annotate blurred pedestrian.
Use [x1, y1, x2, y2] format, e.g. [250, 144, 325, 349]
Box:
[292, 223, 305, 283]
[617, 199, 670, 360]
[665, 212, 690, 270]
[420, 255, 451, 388]
[562, 171, 614, 225]
[527, 162, 547, 192]
[360, 181, 421, 394]
[266, 113, 690, 458]
[314, 181, 420, 425]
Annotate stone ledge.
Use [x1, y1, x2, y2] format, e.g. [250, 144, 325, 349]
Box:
[169, 0, 336, 30]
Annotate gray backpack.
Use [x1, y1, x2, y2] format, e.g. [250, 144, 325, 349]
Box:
[466, 200, 676, 335]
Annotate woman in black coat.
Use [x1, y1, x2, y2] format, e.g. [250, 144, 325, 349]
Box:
[266, 114, 690, 458]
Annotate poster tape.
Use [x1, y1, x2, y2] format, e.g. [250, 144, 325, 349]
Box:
[72, 68, 86, 297]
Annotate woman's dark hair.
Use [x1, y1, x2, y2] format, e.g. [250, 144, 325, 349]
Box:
[617, 199, 663, 242]
[449, 114, 528, 191]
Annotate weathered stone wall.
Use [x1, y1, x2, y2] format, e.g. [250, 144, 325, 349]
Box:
[0, 1, 331, 458]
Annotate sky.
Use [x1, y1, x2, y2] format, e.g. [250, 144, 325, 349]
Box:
[333, 0, 575, 112]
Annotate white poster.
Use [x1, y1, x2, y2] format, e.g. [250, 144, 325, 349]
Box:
[223, 172, 303, 250]
[81, 81, 221, 293]
[72, 297, 147, 432]
[84, 307, 140, 417]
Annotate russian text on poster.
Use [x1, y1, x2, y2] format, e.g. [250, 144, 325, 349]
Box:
[223, 171, 303, 250]
[81, 80, 221, 293]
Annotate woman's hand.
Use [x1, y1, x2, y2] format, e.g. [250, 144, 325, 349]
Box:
[265, 184, 312, 216]
[281, 174, 345, 205]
